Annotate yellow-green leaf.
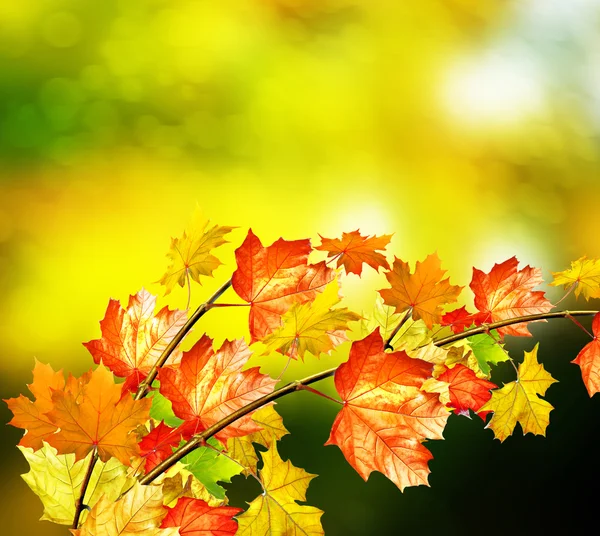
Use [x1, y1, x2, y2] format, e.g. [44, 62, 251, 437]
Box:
[550, 256, 600, 300]
[479, 343, 557, 441]
[236, 444, 324, 536]
[19, 443, 131, 526]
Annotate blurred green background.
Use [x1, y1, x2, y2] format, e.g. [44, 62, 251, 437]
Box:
[1, 0, 600, 534]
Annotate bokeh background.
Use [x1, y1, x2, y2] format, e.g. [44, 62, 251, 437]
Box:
[2, 0, 600, 534]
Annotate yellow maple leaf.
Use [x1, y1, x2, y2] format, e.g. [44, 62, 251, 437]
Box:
[155, 463, 225, 508]
[550, 256, 600, 300]
[236, 443, 324, 536]
[227, 405, 289, 475]
[72, 482, 177, 536]
[19, 443, 131, 526]
[479, 343, 557, 442]
[159, 209, 236, 295]
[261, 279, 361, 360]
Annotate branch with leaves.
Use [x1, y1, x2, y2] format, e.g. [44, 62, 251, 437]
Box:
[5, 213, 600, 535]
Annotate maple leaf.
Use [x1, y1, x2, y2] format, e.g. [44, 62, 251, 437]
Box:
[441, 306, 485, 334]
[159, 210, 236, 295]
[5, 359, 65, 450]
[315, 229, 392, 276]
[84, 289, 187, 394]
[479, 343, 557, 441]
[470, 256, 554, 337]
[158, 335, 277, 445]
[572, 312, 600, 396]
[326, 330, 449, 491]
[232, 229, 334, 342]
[466, 331, 510, 376]
[139, 422, 184, 472]
[72, 482, 176, 536]
[161, 498, 242, 536]
[550, 256, 600, 300]
[236, 443, 324, 536]
[261, 278, 361, 360]
[379, 252, 463, 329]
[19, 443, 131, 525]
[45, 364, 152, 465]
[437, 364, 496, 419]
[227, 405, 289, 475]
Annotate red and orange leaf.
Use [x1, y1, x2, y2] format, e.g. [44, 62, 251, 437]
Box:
[139, 422, 183, 472]
[159, 335, 277, 445]
[379, 253, 463, 329]
[315, 230, 392, 276]
[438, 364, 496, 419]
[232, 229, 334, 342]
[84, 289, 187, 394]
[441, 306, 485, 334]
[573, 312, 600, 396]
[325, 330, 449, 491]
[4, 360, 64, 449]
[161, 497, 242, 536]
[45, 365, 151, 465]
[470, 257, 554, 337]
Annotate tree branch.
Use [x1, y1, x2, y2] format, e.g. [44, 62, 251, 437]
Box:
[138, 308, 598, 485]
[72, 448, 98, 529]
[134, 278, 232, 400]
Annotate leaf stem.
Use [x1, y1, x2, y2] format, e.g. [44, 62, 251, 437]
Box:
[553, 282, 577, 307]
[566, 312, 594, 339]
[297, 384, 343, 405]
[72, 448, 98, 529]
[137, 308, 598, 485]
[185, 269, 192, 311]
[134, 278, 233, 400]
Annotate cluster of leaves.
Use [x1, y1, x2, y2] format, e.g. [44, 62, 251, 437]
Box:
[5, 212, 600, 534]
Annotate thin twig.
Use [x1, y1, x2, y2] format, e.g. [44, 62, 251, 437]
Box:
[72, 448, 98, 529]
[384, 307, 413, 350]
[137, 308, 598, 485]
[134, 279, 233, 400]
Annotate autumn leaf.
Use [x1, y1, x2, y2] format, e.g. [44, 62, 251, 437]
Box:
[236, 443, 324, 536]
[159, 210, 236, 295]
[550, 256, 600, 300]
[153, 463, 226, 508]
[326, 330, 449, 491]
[438, 364, 496, 419]
[470, 256, 554, 337]
[315, 229, 392, 276]
[19, 443, 131, 525]
[227, 405, 289, 475]
[139, 422, 184, 473]
[84, 289, 187, 394]
[232, 229, 334, 342]
[379, 252, 463, 329]
[261, 278, 361, 360]
[158, 335, 277, 445]
[572, 312, 600, 396]
[72, 482, 176, 536]
[441, 306, 485, 334]
[466, 331, 510, 376]
[161, 497, 241, 536]
[5, 359, 65, 450]
[45, 365, 152, 465]
[479, 343, 557, 441]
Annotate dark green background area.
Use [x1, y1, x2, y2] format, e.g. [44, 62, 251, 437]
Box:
[4, 309, 599, 536]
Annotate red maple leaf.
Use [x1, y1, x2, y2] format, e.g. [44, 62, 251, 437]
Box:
[440, 306, 485, 334]
[158, 335, 277, 445]
[315, 230, 392, 276]
[470, 257, 554, 337]
[139, 421, 183, 472]
[325, 330, 449, 491]
[84, 288, 187, 393]
[161, 498, 242, 536]
[232, 229, 334, 342]
[438, 364, 496, 419]
[573, 312, 600, 396]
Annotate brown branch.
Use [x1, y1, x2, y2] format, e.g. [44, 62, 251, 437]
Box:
[72, 448, 98, 529]
[138, 308, 598, 485]
[134, 278, 233, 400]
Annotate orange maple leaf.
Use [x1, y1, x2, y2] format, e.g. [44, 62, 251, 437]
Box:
[470, 256, 554, 337]
[573, 312, 600, 396]
[83, 288, 187, 394]
[161, 498, 241, 536]
[315, 230, 392, 276]
[158, 335, 277, 444]
[325, 330, 449, 491]
[232, 229, 334, 342]
[378, 253, 463, 329]
[438, 364, 496, 419]
[45, 365, 151, 465]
